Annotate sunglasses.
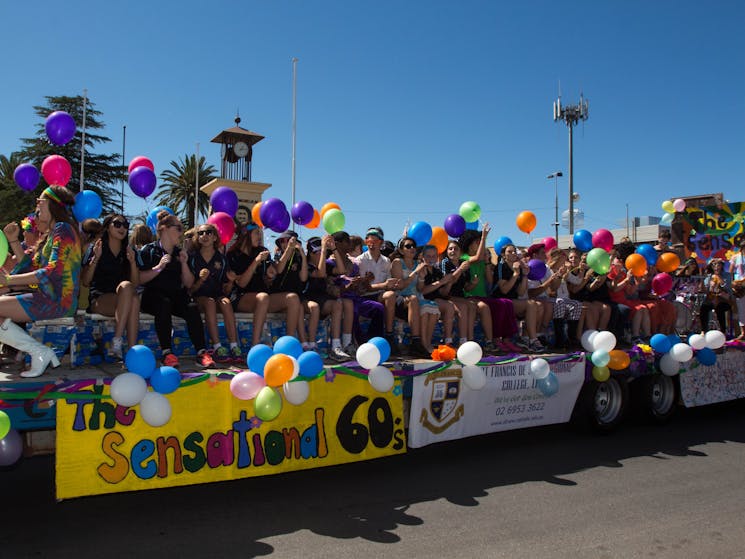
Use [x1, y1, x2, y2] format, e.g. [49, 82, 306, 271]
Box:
[112, 220, 129, 229]
[197, 230, 213, 237]
[402, 243, 416, 249]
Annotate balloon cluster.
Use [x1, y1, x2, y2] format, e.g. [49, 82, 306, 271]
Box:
[529, 358, 560, 396]
[649, 330, 724, 374]
[455, 341, 487, 390]
[660, 198, 686, 226]
[0, 410, 23, 467]
[356, 337, 395, 392]
[128, 156, 156, 198]
[572, 229, 614, 273]
[580, 330, 622, 382]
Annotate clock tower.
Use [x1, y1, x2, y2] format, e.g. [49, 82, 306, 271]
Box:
[200, 116, 272, 225]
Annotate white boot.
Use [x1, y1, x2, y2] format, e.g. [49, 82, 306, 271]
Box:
[0, 318, 60, 378]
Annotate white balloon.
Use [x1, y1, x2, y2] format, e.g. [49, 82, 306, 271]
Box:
[462, 364, 487, 390]
[704, 330, 726, 350]
[283, 380, 310, 405]
[457, 341, 483, 366]
[688, 334, 706, 350]
[670, 342, 693, 363]
[110, 372, 148, 407]
[580, 329, 599, 352]
[530, 358, 550, 380]
[289, 355, 300, 380]
[368, 365, 395, 392]
[356, 343, 381, 370]
[592, 331, 617, 353]
[139, 392, 172, 427]
[659, 353, 680, 376]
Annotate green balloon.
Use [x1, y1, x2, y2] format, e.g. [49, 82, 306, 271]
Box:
[459, 201, 481, 223]
[0, 410, 10, 440]
[0, 231, 8, 268]
[255, 386, 282, 421]
[586, 248, 610, 275]
[322, 208, 345, 234]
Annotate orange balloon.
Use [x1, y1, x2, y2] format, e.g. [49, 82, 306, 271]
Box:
[320, 202, 340, 218]
[306, 209, 321, 229]
[516, 211, 537, 234]
[430, 226, 449, 254]
[656, 252, 680, 273]
[251, 202, 263, 228]
[263, 354, 294, 387]
[607, 349, 631, 370]
[625, 253, 648, 277]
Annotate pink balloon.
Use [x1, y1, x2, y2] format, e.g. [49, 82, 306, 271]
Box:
[592, 229, 614, 252]
[673, 198, 686, 212]
[652, 272, 673, 296]
[230, 371, 266, 400]
[41, 155, 72, 186]
[543, 237, 558, 252]
[207, 212, 236, 245]
[128, 156, 154, 174]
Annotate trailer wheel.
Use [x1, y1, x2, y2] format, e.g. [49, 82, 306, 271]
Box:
[640, 374, 678, 423]
[575, 378, 628, 433]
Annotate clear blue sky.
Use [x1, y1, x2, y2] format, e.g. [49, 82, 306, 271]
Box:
[2, 0, 744, 246]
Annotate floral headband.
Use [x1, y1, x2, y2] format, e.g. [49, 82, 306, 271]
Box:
[21, 214, 37, 232]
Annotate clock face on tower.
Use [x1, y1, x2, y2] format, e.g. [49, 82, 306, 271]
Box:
[233, 141, 249, 158]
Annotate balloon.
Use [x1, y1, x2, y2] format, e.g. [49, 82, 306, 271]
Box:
[670, 343, 693, 363]
[273, 335, 303, 359]
[696, 347, 717, 366]
[210, 186, 239, 217]
[13, 163, 40, 191]
[688, 333, 706, 350]
[429, 226, 449, 254]
[673, 198, 686, 212]
[207, 212, 236, 245]
[72, 190, 102, 221]
[659, 353, 680, 376]
[661, 200, 675, 214]
[592, 331, 617, 352]
[656, 252, 680, 273]
[128, 156, 154, 174]
[651, 272, 673, 296]
[530, 358, 550, 380]
[270, 209, 291, 233]
[704, 330, 726, 350]
[537, 372, 559, 397]
[635, 244, 658, 266]
[592, 229, 614, 252]
[291, 201, 314, 225]
[0, 231, 8, 268]
[368, 336, 391, 363]
[41, 154, 72, 186]
[457, 341, 483, 366]
[650, 333, 671, 353]
[591, 349, 611, 367]
[322, 209, 345, 234]
[493, 236, 513, 255]
[459, 201, 481, 223]
[125, 345, 156, 379]
[625, 253, 648, 277]
[147, 206, 174, 234]
[150, 366, 181, 394]
[527, 259, 547, 281]
[0, 429, 23, 467]
[543, 237, 557, 252]
[320, 202, 341, 218]
[128, 166, 156, 198]
[306, 209, 321, 229]
[298, 351, 324, 378]
[592, 365, 610, 382]
[465, 220, 479, 231]
[368, 365, 395, 392]
[462, 364, 487, 390]
[110, 372, 148, 407]
[45, 111, 76, 145]
[0, 410, 10, 440]
[444, 214, 466, 237]
[247, 344, 273, 376]
[139, 392, 172, 427]
[264, 354, 295, 387]
[586, 248, 611, 274]
[255, 386, 282, 421]
[516, 210, 537, 234]
[608, 350, 631, 370]
[230, 371, 266, 400]
[667, 333, 681, 346]
[581, 329, 599, 352]
[408, 221, 432, 247]
[356, 343, 382, 370]
[251, 202, 264, 228]
[573, 229, 593, 252]
[660, 213, 673, 226]
[283, 380, 310, 405]
[259, 198, 287, 229]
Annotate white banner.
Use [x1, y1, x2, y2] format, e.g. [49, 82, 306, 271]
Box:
[408, 358, 586, 448]
[679, 350, 745, 407]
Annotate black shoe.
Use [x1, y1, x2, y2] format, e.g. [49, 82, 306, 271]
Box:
[410, 339, 432, 359]
[384, 335, 402, 357]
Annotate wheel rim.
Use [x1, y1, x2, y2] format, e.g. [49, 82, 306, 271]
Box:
[649, 375, 675, 416]
[593, 379, 623, 424]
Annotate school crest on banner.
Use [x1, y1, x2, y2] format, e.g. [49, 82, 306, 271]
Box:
[419, 370, 464, 434]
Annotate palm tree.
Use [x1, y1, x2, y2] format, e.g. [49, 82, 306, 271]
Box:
[154, 155, 217, 229]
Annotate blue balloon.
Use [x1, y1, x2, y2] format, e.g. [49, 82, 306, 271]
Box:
[408, 221, 433, 247]
[125, 345, 156, 379]
[696, 347, 717, 366]
[465, 220, 479, 231]
[147, 206, 174, 234]
[72, 190, 102, 222]
[667, 333, 681, 346]
[660, 213, 673, 226]
[368, 336, 391, 363]
[298, 351, 324, 378]
[493, 236, 513, 256]
[247, 344, 273, 376]
[537, 372, 559, 397]
[650, 333, 672, 354]
[273, 335, 303, 358]
[635, 244, 658, 266]
[150, 366, 181, 394]
[573, 229, 593, 252]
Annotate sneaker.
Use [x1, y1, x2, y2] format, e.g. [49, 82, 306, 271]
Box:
[482, 340, 502, 355]
[343, 343, 358, 357]
[196, 351, 214, 368]
[529, 338, 546, 353]
[162, 352, 180, 368]
[213, 346, 230, 363]
[108, 337, 123, 361]
[515, 336, 531, 352]
[410, 339, 432, 359]
[229, 345, 243, 362]
[329, 346, 352, 363]
[384, 335, 401, 357]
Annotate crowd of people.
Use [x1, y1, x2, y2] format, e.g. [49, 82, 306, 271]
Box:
[1, 185, 744, 379]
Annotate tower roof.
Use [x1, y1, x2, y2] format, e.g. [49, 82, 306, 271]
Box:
[210, 125, 264, 146]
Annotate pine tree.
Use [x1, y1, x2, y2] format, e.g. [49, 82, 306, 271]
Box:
[0, 153, 39, 224]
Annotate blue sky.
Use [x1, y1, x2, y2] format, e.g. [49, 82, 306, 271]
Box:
[1, 0, 743, 246]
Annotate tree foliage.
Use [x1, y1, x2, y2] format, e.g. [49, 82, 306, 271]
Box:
[154, 155, 217, 229]
[0, 153, 39, 224]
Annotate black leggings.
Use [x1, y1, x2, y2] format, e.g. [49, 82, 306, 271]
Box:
[141, 289, 206, 353]
[700, 300, 729, 332]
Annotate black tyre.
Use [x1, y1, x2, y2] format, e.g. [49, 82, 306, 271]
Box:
[638, 374, 678, 424]
[573, 377, 629, 433]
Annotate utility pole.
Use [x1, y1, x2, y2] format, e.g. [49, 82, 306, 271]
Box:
[547, 171, 563, 240]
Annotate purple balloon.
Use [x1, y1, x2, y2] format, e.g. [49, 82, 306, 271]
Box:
[129, 167, 157, 198]
[527, 259, 547, 281]
[210, 186, 238, 217]
[291, 201, 314, 225]
[45, 111, 77, 146]
[444, 214, 466, 237]
[260, 198, 286, 229]
[0, 428, 23, 466]
[13, 164, 40, 192]
[270, 209, 291, 233]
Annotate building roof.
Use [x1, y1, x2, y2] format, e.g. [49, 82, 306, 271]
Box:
[210, 126, 265, 146]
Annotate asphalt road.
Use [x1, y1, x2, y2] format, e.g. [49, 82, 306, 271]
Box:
[3, 400, 745, 558]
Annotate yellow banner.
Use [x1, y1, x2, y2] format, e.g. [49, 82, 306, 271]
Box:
[56, 374, 406, 499]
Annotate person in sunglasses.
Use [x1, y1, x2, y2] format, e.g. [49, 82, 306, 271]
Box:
[136, 210, 212, 369]
[81, 214, 141, 360]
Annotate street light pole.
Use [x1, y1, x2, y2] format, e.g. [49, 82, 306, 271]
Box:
[547, 171, 563, 241]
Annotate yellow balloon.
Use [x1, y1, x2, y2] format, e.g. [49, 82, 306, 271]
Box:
[661, 200, 675, 214]
[592, 365, 610, 382]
